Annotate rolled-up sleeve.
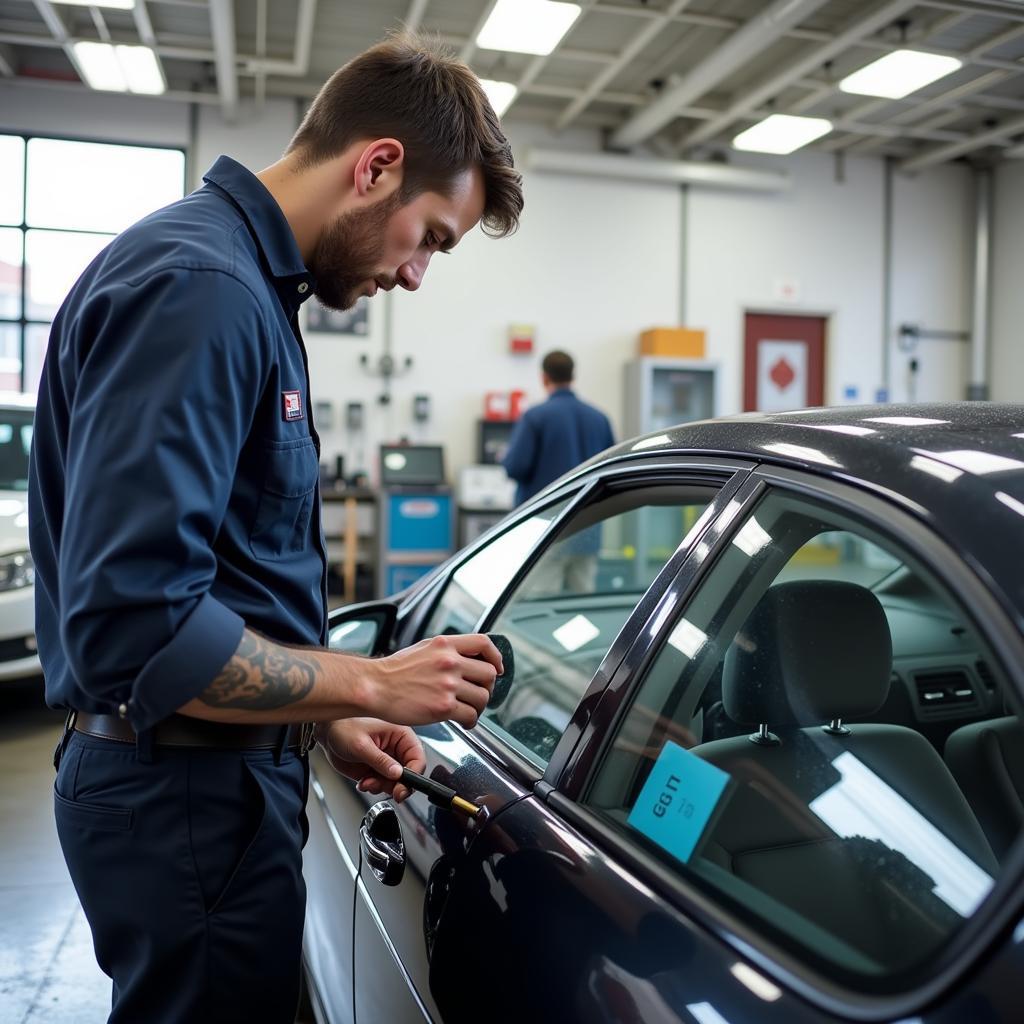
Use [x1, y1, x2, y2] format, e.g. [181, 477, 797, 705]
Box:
[58, 267, 268, 730]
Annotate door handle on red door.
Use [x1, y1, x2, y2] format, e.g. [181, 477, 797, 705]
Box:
[360, 801, 405, 886]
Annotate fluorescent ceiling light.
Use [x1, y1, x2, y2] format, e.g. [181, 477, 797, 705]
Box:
[477, 0, 582, 56]
[116, 44, 165, 95]
[60, 0, 135, 8]
[996, 491, 1024, 519]
[666, 618, 707, 659]
[918, 449, 1024, 475]
[839, 49, 962, 99]
[910, 454, 963, 483]
[72, 41, 165, 95]
[732, 114, 832, 155]
[732, 516, 773, 558]
[762, 441, 841, 467]
[480, 79, 518, 118]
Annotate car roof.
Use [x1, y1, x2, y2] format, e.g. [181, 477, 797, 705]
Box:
[574, 402, 1024, 621]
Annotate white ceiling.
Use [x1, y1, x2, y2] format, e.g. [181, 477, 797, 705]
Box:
[3, 0, 1024, 170]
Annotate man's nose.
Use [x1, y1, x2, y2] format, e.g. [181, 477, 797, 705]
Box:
[396, 251, 431, 291]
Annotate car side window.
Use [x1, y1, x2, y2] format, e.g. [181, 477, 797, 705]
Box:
[584, 490, 1014, 985]
[481, 486, 717, 767]
[422, 499, 571, 638]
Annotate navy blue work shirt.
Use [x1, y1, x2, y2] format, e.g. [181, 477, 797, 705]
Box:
[502, 387, 615, 505]
[29, 156, 328, 733]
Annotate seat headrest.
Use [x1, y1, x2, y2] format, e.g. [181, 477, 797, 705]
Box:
[722, 580, 893, 727]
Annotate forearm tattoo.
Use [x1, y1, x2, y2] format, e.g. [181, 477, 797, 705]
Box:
[199, 629, 318, 710]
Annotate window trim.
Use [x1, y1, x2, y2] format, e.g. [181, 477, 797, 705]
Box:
[554, 465, 1024, 1020]
[430, 458, 754, 790]
[0, 129, 187, 392]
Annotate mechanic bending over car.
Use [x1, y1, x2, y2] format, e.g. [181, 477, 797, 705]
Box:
[28, 34, 523, 1024]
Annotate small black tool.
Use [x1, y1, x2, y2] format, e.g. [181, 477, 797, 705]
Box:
[399, 768, 482, 818]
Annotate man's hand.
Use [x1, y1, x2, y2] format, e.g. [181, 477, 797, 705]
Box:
[364, 634, 503, 728]
[317, 718, 426, 803]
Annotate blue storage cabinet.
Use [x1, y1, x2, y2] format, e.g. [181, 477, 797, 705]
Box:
[377, 489, 454, 596]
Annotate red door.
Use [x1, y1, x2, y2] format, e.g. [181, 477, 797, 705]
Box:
[743, 313, 826, 412]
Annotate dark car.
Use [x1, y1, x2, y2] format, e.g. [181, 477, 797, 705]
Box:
[301, 403, 1024, 1024]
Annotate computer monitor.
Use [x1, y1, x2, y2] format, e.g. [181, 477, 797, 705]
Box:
[379, 444, 446, 487]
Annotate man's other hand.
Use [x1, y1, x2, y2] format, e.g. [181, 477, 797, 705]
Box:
[317, 718, 426, 803]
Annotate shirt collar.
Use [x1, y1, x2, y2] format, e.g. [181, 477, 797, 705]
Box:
[201, 155, 315, 308]
[549, 387, 576, 399]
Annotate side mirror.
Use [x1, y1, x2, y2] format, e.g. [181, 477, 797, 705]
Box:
[327, 601, 398, 656]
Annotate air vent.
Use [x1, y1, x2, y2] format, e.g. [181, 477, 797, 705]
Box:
[976, 661, 996, 693]
[915, 670, 977, 713]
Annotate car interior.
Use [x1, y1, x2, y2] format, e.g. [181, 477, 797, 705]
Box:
[586, 492, 1020, 981]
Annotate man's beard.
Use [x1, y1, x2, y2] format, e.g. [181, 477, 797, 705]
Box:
[308, 191, 401, 311]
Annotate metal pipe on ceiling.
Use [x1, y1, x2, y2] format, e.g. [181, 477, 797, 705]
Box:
[610, 0, 833, 150]
[404, 0, 429, 33]
[28, 0, 89, 84]
[239, 0, 316, 77]
[968, 168, 992, 400]
[525, 146, 789, 192]
[460, 0, 499, 64]
[208, 0, 238, 120]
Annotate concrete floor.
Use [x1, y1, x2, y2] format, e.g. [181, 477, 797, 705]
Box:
[0, 683, 112, 1023]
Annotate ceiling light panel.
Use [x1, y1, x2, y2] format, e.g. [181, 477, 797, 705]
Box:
[480, 79, 519, 117]
[73, 41, 127, 92]
[60, 0, 136, 8]
[116, 45, 165, 95]
[839, 50, 962, 99]
[477, 0, 582, 56]
[732, 114, 833, 155]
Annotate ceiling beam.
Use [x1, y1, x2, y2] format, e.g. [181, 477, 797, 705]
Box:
[28, 0, 90, 84]
[507, 0, 596, 118]
[460, 0, 499, 64]
[675, 0, 915, 154]
[900, 112, 1024, 170]
[610, 0, 832, 149]
[208, 0, 238, 120]
[404, 0, 429, 33]
[240, 0, 316, 77]
[555, 0, 693, 131]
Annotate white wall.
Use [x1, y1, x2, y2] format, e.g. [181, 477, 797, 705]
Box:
[306, 123, 682, 478]
[686, 151, 972, 413]
[1, 80, 994, 482]
[992, 163, 1024, 403]
[890, 163, 973, 404]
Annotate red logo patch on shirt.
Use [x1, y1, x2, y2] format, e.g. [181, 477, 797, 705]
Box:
[282, 391, 304, 421]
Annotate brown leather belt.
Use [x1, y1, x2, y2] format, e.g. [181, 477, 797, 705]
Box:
[74, 711, 315, 753]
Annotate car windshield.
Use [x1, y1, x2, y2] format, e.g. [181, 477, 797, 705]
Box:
[0, 409, 33, 491]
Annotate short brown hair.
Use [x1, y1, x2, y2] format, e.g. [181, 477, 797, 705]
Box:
[542, 351, 574, 385]
[288, 33, 523, 237]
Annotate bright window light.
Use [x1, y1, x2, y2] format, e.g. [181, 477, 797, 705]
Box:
[116, 45, 165, 95]
[732, 516, 773, 558]
[839, 49, 962, 99]
[72, 42, 165, 95]
[666, 618, 707, 659]
[732, 114, 832, 155]
[762, 442, 842, 467]
[480, 79, 519, 118]
[476, 0, 582, 56]
[61, 0, 135, 8]
[810, 751, 993, 917]
[553, 614, 600, 652]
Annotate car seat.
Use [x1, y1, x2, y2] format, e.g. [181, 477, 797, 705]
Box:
[945, 712, 1024, 862]
[690, 580, 997, 970]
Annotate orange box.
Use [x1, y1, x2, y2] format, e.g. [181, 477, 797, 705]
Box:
[639, 327, 706, 358]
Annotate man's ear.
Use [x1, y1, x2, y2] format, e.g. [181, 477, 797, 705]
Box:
[353, 139, 404, 199]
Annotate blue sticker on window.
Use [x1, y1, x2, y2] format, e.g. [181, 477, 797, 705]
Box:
[627, 741, 730, 864]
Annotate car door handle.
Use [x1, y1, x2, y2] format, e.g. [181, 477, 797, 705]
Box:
[360, 800, 405, 886]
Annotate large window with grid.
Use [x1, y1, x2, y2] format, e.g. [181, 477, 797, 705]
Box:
[0, 134, 185, 394]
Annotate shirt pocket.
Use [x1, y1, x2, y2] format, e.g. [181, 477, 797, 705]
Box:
[249, 436, 319, 561]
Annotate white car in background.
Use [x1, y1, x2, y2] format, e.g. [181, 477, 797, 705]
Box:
[0, 394, 39, 682]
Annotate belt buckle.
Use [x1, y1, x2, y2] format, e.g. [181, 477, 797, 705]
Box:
[299, 722, 317, 756]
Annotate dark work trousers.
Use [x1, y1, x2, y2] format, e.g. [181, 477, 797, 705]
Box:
[54, 730, 309, 1024]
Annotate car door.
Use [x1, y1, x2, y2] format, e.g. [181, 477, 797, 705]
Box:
[341, 459, 750, 1023]
[426, 468, 1024, 1024]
